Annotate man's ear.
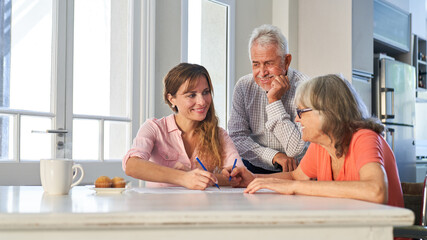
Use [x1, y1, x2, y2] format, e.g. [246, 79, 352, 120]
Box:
[284, 54, 292, 71]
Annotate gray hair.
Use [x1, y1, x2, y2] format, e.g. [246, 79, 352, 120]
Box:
[248, 24, 289, 61]
[295, 74, 383, 158]
[295, 74, 370, 119]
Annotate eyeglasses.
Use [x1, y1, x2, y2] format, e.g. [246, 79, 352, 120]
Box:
[296, 108, 312, 118]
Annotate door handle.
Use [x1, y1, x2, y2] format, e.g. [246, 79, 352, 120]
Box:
[45, 129, 68, 134]
[386, 127, 395, 151]
[31, 129, 68, 137]
[381, 87, 395, 119]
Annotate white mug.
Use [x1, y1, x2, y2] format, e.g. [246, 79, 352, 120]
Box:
[40, 159, 84, 195]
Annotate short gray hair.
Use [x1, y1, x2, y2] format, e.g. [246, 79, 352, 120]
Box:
[248, 24, 289, 61]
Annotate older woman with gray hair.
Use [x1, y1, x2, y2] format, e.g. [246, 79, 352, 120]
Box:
[226, 74, 404, 207]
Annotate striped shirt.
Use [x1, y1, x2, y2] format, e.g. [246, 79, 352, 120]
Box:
[228, 68, 309, 171]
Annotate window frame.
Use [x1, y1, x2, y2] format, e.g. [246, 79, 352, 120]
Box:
[181, 0, 235, 127]
[0, 0, 153, 186]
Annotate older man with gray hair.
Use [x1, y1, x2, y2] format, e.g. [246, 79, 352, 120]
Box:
[228, 24, 309, 174]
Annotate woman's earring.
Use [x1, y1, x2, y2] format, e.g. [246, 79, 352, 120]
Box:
[171, 104, 175, 109]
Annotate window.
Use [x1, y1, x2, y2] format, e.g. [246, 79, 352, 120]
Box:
[0, 0, 145, 184]
[182, 0, 235, 129]
[1, 0, 54, 162]
[72, 0, 132, 161]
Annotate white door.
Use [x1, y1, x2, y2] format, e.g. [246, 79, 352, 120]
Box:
[0, 0, 143, 185]
[183, 0, 235, 129]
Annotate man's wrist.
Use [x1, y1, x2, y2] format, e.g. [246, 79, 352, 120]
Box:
[267, 97, 280, 104]
[264, 149, 279, 166]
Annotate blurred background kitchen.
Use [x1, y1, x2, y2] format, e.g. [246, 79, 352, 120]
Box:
[0, 0, 426, 185]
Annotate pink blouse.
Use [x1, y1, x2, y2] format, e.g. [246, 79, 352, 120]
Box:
[122, 114, 243, 187]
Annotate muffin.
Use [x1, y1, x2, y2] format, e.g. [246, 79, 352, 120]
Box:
[111, 177, 126, 188]
[95, 176, 112, 188]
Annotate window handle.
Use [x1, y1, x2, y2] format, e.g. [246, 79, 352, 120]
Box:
[31, 129, 68, 134]
[46, 129, 68, 134]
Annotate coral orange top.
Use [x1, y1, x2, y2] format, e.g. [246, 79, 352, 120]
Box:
[299, 129, 404, 207]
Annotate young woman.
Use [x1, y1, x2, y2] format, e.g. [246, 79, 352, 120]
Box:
[123, 63, 243, 189]
[227, 74, 404, 207]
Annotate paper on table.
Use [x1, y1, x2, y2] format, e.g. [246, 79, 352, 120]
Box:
[131, 186, 274, 194]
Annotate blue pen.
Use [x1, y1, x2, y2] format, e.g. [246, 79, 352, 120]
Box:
[196, 157, 220, 190]
[229, 158, 238, 181]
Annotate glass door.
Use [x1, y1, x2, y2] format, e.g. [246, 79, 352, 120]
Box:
[0, 0, 141, 185]
[183, 0, 235, 128]
[71, 0, 132, 162]
[0, 0, 56, 162]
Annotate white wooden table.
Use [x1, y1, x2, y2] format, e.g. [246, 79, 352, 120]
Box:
[0, 186, 414, 240]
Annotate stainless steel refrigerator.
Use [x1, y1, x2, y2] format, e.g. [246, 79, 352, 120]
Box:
[373, 57, 416, 182]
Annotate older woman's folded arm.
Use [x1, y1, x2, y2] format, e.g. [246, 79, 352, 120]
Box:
[290, 162, 388, 204]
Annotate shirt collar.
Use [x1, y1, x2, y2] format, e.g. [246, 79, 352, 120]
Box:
[286, 67, 295, 81]
[166, 114, 180, 133]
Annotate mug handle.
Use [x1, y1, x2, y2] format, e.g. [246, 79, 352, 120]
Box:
[71, 164, 84, 187]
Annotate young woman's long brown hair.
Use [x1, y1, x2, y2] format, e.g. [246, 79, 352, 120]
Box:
[163, 63, 223, 171]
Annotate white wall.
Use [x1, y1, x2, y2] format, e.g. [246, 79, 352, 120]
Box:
[234, 0, 273, 80]
[272, 0, 289, 40]
[298, 0, 353, 80]
[410, 0, 427, 39]
[272, 0, 299, 70]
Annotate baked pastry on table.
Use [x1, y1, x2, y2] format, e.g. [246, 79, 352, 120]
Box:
[112, 177, 126, 188]
[94, 176, 112, 188]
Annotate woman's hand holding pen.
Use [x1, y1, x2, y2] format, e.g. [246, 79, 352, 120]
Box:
[180, 168, 218, 190]
[223, 166, 255, 188]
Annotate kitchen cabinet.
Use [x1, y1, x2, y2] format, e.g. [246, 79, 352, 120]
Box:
[413, 35, 427, 101]
[352, 0, 374, 114]
[373, 0, 411, 55]
[353, 0, 374, 74]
